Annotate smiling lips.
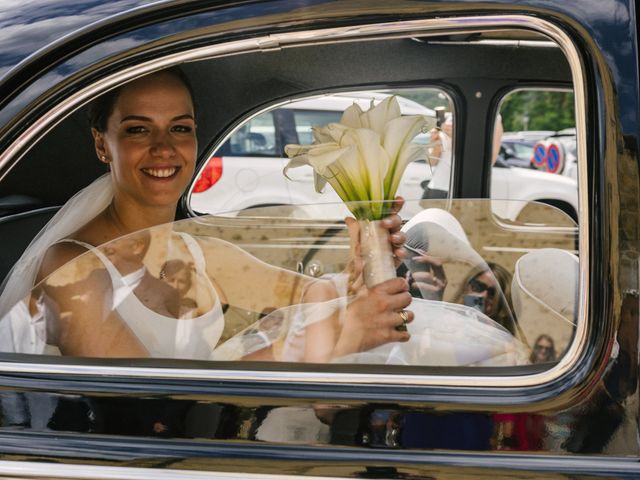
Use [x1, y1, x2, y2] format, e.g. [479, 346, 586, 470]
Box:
[141, 166, 179, 178]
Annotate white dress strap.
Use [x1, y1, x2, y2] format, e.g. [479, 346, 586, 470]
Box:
[57, 239, 128, 289]
[175, 232, 207, 274]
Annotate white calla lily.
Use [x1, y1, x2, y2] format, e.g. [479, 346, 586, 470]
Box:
[339, 102, 365, 128]
[285, 95, 434, 220]
[284, 142, 349, 194]
[382, 114, 432, 198]
[361, 96, 401, 137]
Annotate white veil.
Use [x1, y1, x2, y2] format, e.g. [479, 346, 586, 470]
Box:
[0, 173, 113, 318]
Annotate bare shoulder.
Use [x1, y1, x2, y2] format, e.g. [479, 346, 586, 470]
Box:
[36, 241, 93, 284]
[36, 210, 115, 284]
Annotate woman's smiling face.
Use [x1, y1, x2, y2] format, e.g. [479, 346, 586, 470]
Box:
[93, 72, 197, 210]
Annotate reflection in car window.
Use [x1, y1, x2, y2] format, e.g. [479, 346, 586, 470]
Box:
[0, 200, 578, 370]
[493, 89, 578, 223]
[190, 89, 452, 216]
[228, 112, 277, 156]
[292, 110, 341, 145]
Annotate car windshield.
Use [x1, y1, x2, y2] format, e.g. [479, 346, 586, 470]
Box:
[0, 199, 578, 370]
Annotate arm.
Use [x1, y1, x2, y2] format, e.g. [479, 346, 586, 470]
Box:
[301, 276, 412, 363]
[299, 202, 413, 362]
[37, 243, 148, 358]
[196, 236, 313, 313]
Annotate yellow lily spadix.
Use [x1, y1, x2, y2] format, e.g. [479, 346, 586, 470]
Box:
[284, 96, 432, 220]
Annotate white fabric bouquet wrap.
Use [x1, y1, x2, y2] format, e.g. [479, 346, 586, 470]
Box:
[284, 96, 435, 286]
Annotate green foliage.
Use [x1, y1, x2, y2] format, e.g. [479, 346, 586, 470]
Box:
[389, 88, 575, 133]
[501, 90, 575, 132]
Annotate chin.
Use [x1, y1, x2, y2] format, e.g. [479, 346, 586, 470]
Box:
[145, 193, 182, 208]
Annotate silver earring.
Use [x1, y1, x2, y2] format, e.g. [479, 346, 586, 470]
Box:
[100, 155, 107, 162]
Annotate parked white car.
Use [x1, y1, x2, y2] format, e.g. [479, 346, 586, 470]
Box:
[189, 93, 578, 222]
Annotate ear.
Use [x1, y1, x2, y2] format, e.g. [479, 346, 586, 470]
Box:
[92, 128, 109, 163]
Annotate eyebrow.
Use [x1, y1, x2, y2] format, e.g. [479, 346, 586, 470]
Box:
[120, 114, 195, 123]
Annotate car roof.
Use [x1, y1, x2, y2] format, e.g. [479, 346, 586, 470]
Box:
[0, 0, 163, 79]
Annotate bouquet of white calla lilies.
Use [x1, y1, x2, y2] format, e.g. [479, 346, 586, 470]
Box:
[284, 95, 435, 220]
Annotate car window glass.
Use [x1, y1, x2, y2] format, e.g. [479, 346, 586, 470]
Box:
[228, 112, 277, 157]
[0, 199, 577, 371]
[190, 89, 454, 216]
[293, 110, 342, 145]
[492, 89, 578, 223]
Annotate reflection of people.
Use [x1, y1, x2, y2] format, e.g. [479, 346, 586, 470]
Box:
[402, 204, 521, 338]
[421, 113, 503, 199]
[458, 262, 516, 335]
[529, 334, 556, 363]
[491, 114, 504, 166]
[159, 259, 198, 318]
[102, 232, 180, 318]
[410, 258, 520, 337]
[0, 67, 411, 360]
[421, 120, 452, 199]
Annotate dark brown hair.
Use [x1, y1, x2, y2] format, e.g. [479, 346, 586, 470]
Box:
[87, 67, 196, 132]
[529, 334, 557, 363]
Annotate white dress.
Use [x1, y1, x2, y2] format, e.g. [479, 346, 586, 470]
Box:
[281, 273, 530, 366]
[60, 234, 225, 360]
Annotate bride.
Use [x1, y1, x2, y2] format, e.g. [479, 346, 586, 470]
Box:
[0, 67, 417, 361]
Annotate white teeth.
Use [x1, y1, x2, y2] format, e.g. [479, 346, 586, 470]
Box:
[143, 167, 177, 178]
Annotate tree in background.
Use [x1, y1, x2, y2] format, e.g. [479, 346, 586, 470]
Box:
[499, 90, 575, 132]
[391, 88, 575, 133]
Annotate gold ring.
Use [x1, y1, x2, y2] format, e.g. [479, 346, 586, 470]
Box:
[395, 310, 409, 332]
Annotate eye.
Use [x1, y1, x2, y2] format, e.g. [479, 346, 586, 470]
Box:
[172, 124, 193, 133]
[125, 125, 148, 134]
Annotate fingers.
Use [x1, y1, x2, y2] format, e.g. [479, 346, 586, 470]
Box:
[409, 254, 447, 288]
[381, 213, 402, 234]
[413, 271, 445, 285]
[412, 270, 447, 288]
[381, 197, 404, 231]
[369, 278, 412, 317]
[413, 282, 445, 295]
[388, 309, 414, 341]
[381, 210, 405, 263]
[373, 277, 409, 294]
[390, 231, 406, 247]
[385, 290, 412, 312]
[368, 278, 412, 314]
[390, 196, 405, 215]
[390, 232, 407, 261]
[411, 253, 443, 270]
[412, 269, 447, 303]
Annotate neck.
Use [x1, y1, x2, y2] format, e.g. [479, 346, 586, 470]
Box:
[108, 197, 177, 235]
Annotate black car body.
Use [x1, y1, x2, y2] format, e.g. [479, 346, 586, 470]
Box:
[0, 1, 638, 479]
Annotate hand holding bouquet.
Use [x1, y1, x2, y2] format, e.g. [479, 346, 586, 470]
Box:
[284, 95, 435, 286]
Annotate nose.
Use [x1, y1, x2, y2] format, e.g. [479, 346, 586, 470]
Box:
[150, 132, 176, 158]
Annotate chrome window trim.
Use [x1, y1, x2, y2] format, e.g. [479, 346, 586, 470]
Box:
[0, 15, 589, 389]
[2, 455, 640, 479]
[0, 460, 345, 480]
